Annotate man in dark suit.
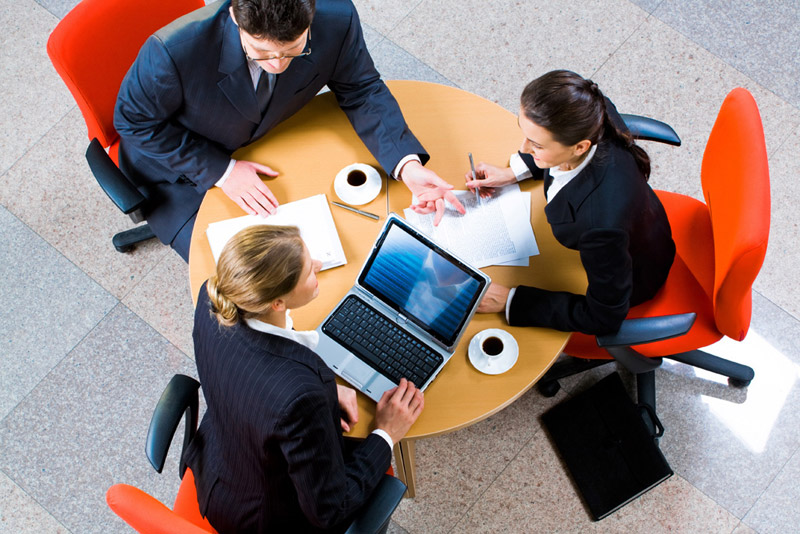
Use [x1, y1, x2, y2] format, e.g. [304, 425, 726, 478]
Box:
[115, 0, 463, 260]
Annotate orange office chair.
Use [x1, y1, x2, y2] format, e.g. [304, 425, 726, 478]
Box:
[107, 374, 407, 534]
[107, 374, 217, 533]
[538, 88, 770, 437]
[46, 0, 204, 252]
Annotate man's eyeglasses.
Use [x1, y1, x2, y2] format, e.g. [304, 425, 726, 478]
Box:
[240, 28, 311, 62]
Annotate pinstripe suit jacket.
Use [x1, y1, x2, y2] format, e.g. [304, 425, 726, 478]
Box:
[185, 283, 391, 533]
[114, 0, 427, 245]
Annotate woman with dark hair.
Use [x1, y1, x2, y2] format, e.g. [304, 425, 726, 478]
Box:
[186, 225, 424, 533]
[467, 70, 675, 335]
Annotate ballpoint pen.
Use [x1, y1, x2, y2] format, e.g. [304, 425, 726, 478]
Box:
[330, 201, 380, 220]
[468, 152, 481, 205]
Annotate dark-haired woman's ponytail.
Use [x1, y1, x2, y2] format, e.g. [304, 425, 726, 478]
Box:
[602, 110, 651, 181]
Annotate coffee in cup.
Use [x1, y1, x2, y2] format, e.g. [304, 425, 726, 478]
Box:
[482, 335, 504, 357]
[346, 169, 367, 187]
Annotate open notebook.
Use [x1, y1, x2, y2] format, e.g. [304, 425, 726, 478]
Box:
[205, 194, 346, 270]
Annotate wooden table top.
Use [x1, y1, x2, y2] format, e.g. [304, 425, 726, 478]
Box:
[189, 80, 587, 439]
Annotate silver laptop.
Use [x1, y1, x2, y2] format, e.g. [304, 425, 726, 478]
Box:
[315, 214, 491, 402]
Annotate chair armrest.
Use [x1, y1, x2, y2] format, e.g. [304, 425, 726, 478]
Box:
[597, 313, 696, 348]
[145, 374, 201, 477]
[85, 138, 146, 214]
[620, 114, 682, 146]
[344, 475, 407, 534]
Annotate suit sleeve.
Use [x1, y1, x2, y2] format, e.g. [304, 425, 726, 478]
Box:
[326, 7, 428, 175]
[277, 388, 391, 530]
[508, 227, 633, 335]
[114, 35, 231, 191]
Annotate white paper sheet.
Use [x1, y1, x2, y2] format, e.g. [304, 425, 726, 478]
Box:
[205, 194, 346, 270]
[404, 183, 538, 268]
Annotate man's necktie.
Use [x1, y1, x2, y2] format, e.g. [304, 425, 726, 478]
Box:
[256, 71, 276, 115]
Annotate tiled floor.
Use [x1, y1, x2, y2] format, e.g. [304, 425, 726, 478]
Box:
[1, 0, 799, 532]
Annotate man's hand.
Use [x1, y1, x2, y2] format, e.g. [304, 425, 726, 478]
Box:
[337, 384, 359, 432]
[477, 282, 511, 313]
[221, 160, 280, 217]
[465, 162, 516, 190]
[400, 161, 465, 226]
[375, 378, 424, 444]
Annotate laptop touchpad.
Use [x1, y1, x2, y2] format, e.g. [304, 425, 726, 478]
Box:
[342, 361, 376, 389]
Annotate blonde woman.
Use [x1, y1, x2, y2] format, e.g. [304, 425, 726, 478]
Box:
[184, 225, 424, 533]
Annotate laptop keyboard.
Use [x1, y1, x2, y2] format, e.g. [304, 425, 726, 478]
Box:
[322, 295, 443, 387]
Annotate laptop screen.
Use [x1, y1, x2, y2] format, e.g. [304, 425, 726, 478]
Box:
[359, 217, 487, 348]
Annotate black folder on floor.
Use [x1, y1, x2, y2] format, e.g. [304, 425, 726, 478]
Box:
[542, 372, 673, 520]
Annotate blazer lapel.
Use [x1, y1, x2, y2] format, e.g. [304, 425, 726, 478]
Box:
[217, 20, 262, 125]
[544, 145, 608, 224]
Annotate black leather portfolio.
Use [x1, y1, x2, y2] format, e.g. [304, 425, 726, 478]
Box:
[542, 372, 673, 520]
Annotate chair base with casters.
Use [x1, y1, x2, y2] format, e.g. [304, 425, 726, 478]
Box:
[537, 314, 755, 436]
[106, 374, 407, 534]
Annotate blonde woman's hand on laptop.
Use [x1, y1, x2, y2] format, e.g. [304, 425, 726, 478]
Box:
[375, 378, 425, 444]
[337, 384, 359, 432]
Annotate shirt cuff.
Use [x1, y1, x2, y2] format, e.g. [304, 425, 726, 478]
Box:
[371, 428, 394, 449]
[215, 159, 237, 188]
[505, 286, 517, 323]
[509, 153, 532, 182]
[392, 154, 422, 181]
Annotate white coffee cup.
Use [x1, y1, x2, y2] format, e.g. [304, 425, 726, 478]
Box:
[469, 328, 519, 375]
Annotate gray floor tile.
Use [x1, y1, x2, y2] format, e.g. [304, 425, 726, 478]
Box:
[34, 0, 80, 19]
[631, 0, 662, 13]
[0, 471, 69, 533]
[0, 0, 75, 176]
[0, 206, 117, 420]
[389, 0, 648, 113]
[753, 124, 800, 322]
[744, 442, 800, 534]
[352, 0, 424, 36]
[371, 38, 455, 86]
[653, 290, 800, 517]
[391, 386, 560, 533]
[0, 107, 170, 300]
[0, 304, 197, 534]
[733, 523, 758, 534]
[122, 252, 195, 358]
[653, 0, 800, 109]
[592, 15, 800, 202]
[362, 21, 385, 52]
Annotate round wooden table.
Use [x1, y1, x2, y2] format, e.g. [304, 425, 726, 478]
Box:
[189, 81, 587, 496]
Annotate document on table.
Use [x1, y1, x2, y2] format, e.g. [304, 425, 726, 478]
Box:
[404, 183, 538, 268]
[206, 193, 347, 270]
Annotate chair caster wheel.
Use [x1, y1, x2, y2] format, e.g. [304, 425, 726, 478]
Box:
[729, 377, 751, 388]
[537, 380, 561, 397]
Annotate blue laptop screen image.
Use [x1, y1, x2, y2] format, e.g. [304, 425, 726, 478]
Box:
[359, 220, 485, 347]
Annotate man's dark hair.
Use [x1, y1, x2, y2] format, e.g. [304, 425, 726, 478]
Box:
[231, 0, 315, 42]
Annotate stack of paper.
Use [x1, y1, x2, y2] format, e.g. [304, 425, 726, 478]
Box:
[404, 183, 538, 268]
[206, 194, 347, 270]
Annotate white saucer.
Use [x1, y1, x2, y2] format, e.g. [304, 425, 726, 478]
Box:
[468, 328, 519, 375]
[334, 163, 382, 206]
